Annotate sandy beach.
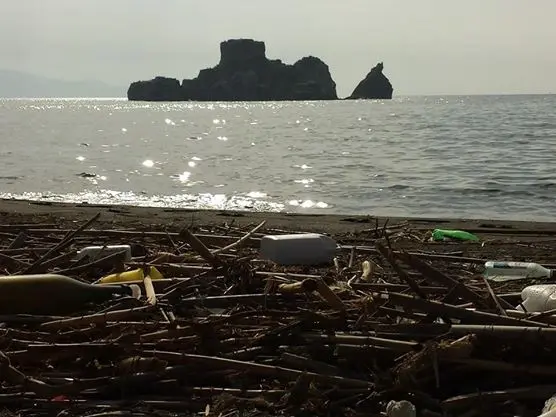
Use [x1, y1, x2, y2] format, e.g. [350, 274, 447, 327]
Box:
[1, 198, 555, 236]
[2, 197, 556, 270]
[2, 198, 556, 416]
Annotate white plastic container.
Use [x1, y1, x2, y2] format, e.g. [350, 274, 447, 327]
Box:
[259, 233, 337, 266]
[77, 245, 132, 262]
[517, 284, 556, 312]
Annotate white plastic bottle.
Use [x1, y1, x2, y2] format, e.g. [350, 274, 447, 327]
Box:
[484, 261, 554, 282]
[77, 245, 132, 262]
[518, 285, 556, 312]
[259, 233, 337, 266]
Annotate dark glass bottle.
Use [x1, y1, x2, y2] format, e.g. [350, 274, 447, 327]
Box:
[0, 274, 141, 315]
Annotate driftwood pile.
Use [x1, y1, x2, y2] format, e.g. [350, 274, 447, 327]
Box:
[1, 213, 556, 417]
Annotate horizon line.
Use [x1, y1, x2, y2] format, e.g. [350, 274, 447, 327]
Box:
[0, 93, 554, 100]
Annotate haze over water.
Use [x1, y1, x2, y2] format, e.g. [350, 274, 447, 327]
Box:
[1, 95, 555, 221]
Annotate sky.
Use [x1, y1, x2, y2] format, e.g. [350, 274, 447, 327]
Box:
[2, 0, 556, 97]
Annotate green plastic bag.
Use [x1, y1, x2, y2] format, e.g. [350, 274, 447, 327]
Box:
[432, 229, 479, 242]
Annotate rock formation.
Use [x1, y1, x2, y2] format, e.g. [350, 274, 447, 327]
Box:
[347, 62, 393, 100]
[127, 39, 338, 102]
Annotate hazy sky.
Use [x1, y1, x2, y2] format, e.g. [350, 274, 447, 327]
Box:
[3, 0, 556, 96]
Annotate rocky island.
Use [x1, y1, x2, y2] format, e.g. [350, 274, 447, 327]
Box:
[347, 62, 393, 100]
[127, 39, 393, 101]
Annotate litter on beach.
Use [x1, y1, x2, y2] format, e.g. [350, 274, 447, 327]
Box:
[1, 207, 556, 417]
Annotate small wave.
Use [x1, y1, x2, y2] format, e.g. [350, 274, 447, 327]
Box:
[0, 190, 327, 214]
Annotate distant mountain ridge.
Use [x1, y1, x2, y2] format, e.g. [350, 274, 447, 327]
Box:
[0, 69, 124, 98]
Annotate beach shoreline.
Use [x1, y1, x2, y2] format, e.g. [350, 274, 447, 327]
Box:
[0, 198, 554, 236]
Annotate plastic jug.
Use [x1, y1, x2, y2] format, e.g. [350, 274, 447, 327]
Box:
[517, 285, 556, 312]
[259, 233, 337, 265]
[77, 245, 132, 262]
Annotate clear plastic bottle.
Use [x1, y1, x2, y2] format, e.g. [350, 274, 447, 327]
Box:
[260, 233, 337, 265]
[483, 261, 554, 282]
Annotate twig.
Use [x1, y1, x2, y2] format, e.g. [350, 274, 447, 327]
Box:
[21, 212, 101, 274]
[40, 305, 154, 330]
[144, 350, 373, 388]
[179, 228, 225, 268]
[213, 220, 266, 254]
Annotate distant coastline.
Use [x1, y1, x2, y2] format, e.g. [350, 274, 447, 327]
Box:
[0, 69, 123, 99]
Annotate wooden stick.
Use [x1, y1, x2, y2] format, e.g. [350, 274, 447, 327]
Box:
[396, 251, 488, 308]
[443, 384, 556, 410]
[383, 292, 548, 327]
[21, 212, 101, 274]
[56, 249, 129, 275]
[481, 274, 511, 315]
[7, 231, 27, 249]
[315, 279, 346, 311]
[40, 305, 154, 330]
[144, 350, 372, 388]
[376, 242, 427, 299]
[179, 228, 225, 268]
[301, 332, 419, 352]
[212, 220, 266, 254]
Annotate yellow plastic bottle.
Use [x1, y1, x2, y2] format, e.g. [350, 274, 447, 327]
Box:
[97, 266, 163, 284]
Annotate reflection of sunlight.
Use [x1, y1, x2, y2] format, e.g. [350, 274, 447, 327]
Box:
[178, 171, 191, 182]
[0, 189, 332, 213]
[76, 156, 85, 161]
[294, 178, 314, 185]
[164, 118, 176, 126]
[188, 161, 196, 168]
[217, 136, 228, 141]
[288, 200, 329, 209]
[142, 159, 154, 168]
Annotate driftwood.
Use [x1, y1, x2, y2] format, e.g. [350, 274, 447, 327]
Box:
[0, 217, 556, 417]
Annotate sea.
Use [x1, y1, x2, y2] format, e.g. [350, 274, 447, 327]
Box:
[1, 95, 555, 221]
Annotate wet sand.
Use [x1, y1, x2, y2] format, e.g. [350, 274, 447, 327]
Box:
[0, 198, 555, 236]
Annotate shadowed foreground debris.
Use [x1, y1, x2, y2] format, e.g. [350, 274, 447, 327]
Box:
[1, 213, 556, 416]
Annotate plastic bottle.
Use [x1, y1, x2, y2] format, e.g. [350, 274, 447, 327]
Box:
[0, 274, 141, 315]
[97, 266, 164, 284]
[259, 233, 337, 265]
[77, 245, 132, 262]
[517, 285, 556, 312]
[431, 229, 479, 242]
[484, 261, 554, 282]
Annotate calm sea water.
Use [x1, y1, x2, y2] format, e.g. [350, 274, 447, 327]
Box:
[0, 96, 555, 221]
